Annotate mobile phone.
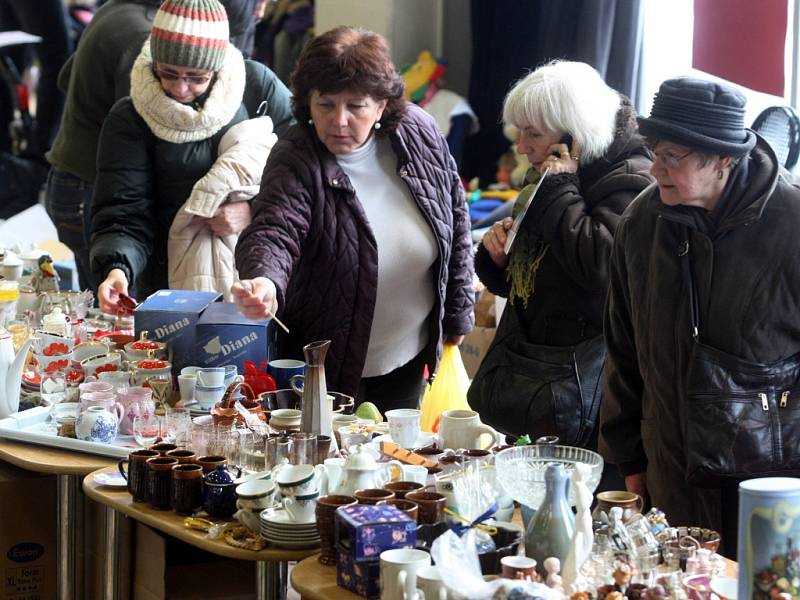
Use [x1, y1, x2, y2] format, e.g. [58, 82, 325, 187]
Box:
[552, 134, 573, 157]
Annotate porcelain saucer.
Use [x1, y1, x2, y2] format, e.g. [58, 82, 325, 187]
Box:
[371, 431, 437, 450]
[259, 506, 317, 527]
[93, 471, 127, 488]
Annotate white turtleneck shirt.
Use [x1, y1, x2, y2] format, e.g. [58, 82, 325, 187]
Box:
[335, 134, 438, 377]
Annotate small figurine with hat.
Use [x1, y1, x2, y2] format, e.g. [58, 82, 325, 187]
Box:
[30, 254, 60, 294]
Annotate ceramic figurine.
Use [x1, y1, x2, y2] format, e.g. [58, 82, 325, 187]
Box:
[30, 254, 60, 294]
[543, 557, 564, 592]
[562, 462, 594, 594]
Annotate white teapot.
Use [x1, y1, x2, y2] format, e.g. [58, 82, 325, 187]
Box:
[329, 446, 402, 496]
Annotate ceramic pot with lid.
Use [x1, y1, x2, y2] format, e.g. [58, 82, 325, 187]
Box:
[329, 445, 402, 496]
[131, 351, 172, 385]
[203, 463, 240, 518]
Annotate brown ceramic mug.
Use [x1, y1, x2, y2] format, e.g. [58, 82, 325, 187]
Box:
[145, 456, 179, 510]
[170, 464, 204, 515]
[165, 449, 197, 464]
[376, 498, 419, 523]
[196, 455, 227, 474]
[149, 442, 178, 455]
[118, 449, 159, 502]
[315, 494, 358, 565]
[592, 490, 644, 523]
[383, 481, 425, 500]
[354, 488, 395, 505]
[405, 491, 447, 525]
[500, 555, 537, 582]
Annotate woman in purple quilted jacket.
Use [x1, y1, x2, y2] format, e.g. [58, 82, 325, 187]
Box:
[233, 26, 475, 411]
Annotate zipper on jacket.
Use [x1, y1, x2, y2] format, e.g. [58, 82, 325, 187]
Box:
[781, 390, 790, 407]
[760, 392, 769, 411]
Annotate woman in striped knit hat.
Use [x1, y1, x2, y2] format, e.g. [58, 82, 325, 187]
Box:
[90, 0, 294, 311]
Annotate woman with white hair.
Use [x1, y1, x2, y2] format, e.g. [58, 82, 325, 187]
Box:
[468, 61, 652, 486]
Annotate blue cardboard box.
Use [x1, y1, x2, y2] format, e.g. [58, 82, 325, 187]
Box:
[134, 290, 221, 377]
[335, 504, 416, 561]
[194, 302, 275, 373]
[336, 552, 380, 600]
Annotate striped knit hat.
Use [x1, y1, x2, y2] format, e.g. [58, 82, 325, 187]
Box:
[150, 0, 229, 72]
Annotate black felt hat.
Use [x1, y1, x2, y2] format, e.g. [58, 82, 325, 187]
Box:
[637, 77, 756, 156]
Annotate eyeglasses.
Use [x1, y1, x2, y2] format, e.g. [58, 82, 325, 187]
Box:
[153, 68, 213, 86]
[652, 148, 694, 169]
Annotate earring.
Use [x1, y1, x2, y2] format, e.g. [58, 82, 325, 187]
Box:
[717, 170, 724, 180]
[308, 118, 313, 125]
[374, 121, 381, 130]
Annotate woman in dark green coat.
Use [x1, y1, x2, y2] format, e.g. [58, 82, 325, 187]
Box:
[90, 0, 292, 313]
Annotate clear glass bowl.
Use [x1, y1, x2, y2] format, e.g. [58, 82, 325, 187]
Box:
[494, 444, 604, 509]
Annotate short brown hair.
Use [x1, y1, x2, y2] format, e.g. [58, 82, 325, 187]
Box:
[290, 26, 407, 133]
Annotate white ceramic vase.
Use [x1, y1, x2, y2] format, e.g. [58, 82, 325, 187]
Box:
[76, 405, 118, 443]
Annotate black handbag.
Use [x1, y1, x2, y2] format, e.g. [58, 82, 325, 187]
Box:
[467, 301, 605, 448]
[680, 235, 800, 486]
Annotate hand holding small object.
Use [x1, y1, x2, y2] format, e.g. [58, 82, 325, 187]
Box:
[232, 278, 290, 334]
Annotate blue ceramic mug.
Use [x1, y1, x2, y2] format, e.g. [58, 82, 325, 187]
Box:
[267, 359, 305, 390]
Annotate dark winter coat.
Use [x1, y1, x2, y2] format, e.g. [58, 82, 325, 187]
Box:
[474, 99, 653, 346]
[600, 136, 799, 535]
[89, 55, 293, 298]
[235, 103, 475, 397]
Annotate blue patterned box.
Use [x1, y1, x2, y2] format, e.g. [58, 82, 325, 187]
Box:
[195, 302, 276, 371]
[334, 504, 416, 561]
[134, 290, 221, 377]
[336, 552, 380, 599]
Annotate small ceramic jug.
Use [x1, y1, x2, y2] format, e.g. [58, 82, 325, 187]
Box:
[75, 405, 119, 443]
[117, 387, 155, 435]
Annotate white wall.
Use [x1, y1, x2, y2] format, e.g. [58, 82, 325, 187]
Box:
[315, 0, 471, 85]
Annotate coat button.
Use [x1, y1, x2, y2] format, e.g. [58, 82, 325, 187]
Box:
[332, 178, 339, 186]
[400, 170, 408, 177]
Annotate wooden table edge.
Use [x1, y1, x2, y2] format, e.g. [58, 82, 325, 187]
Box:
[0, 438, 116, 475]
[290, 555, 364, 600]
[82, 466, 318, 562]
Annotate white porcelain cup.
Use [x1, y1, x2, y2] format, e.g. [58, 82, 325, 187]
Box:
[2, 262, 22, 281]
[438, 409, 502, 451]
[416, 565, 448, 600]
[196, 367, 225, 388]
[386, 409, 421, 449]
[236, 479, 276, 510]
[380, 548, 431, 600]
[322, 457, 345, 494]
[194, 385, 225, 410]
[282, 489, 319, 523]
[401, 464, 428, 485]
[177, 374, 197, 403]
[96, 370, 131, 390]
[275, 463, 323, 496]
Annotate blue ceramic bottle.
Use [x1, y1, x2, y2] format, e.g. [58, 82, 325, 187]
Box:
[525, 463, 576, 576]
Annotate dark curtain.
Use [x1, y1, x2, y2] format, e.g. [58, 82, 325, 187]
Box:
[464, 0, 643, 185]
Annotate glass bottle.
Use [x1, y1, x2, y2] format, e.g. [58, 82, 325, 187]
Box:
[525, 462, 576, 577]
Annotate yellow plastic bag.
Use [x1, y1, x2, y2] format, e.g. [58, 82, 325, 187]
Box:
[420, 344, 471, 432]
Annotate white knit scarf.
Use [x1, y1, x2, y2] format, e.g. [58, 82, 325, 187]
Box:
[130, 40, 246, 143]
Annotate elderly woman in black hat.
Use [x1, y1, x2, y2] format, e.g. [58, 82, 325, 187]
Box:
[599, 77, 800, 556]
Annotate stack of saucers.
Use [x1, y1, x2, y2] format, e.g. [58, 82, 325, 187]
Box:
[259, 506, 320, 549]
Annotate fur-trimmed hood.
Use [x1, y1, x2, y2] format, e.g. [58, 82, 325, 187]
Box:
[130, 39, 246, 143]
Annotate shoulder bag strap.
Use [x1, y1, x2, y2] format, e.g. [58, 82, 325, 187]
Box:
[679, 227, 700, 341]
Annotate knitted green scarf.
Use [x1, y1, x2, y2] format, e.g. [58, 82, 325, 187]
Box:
[507, 168, 549, 307]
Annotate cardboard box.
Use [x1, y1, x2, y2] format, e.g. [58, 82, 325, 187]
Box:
[0, 462, 56, 600]
[335, 504, 416, 560]
[459, 326, 496, 379]
[133, 523, 254, 600]
[194, 302, 275, 372]
[134, 290, 221, 376]
[336, 552, 380, 600]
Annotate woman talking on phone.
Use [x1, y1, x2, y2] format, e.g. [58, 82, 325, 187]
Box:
[468, 61, 652, 489]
